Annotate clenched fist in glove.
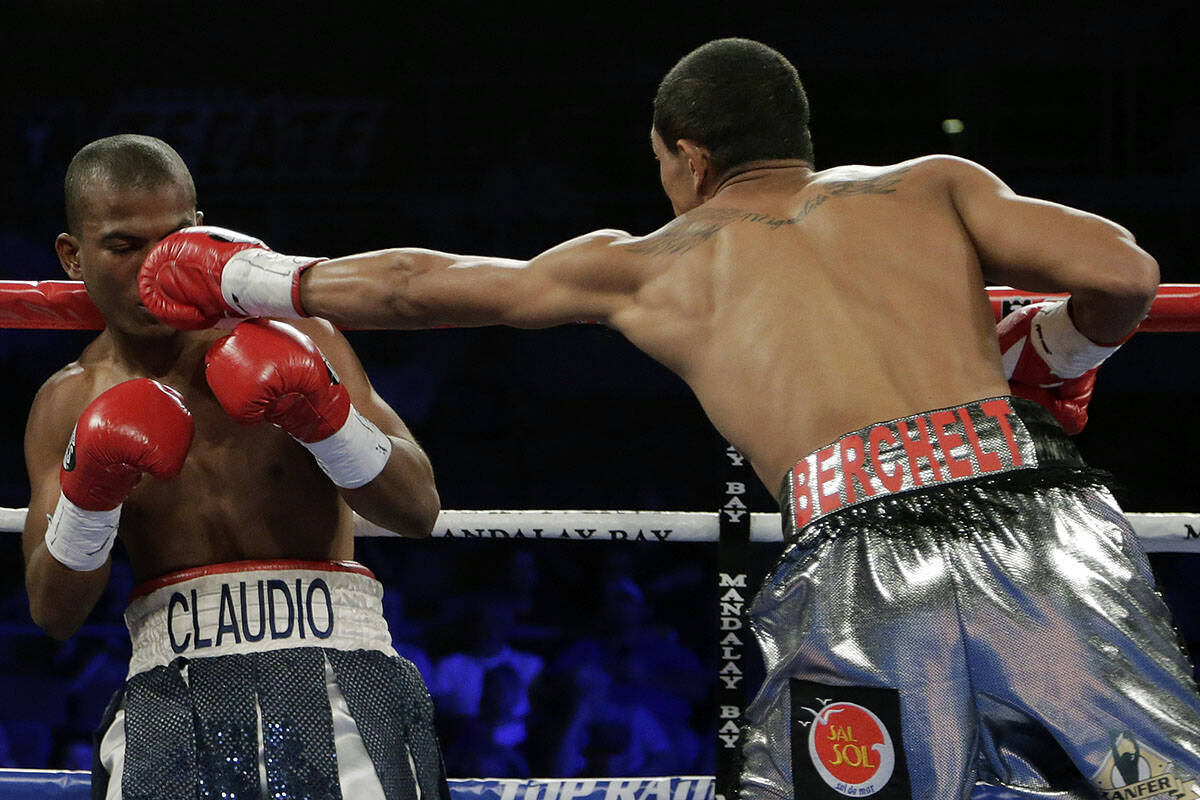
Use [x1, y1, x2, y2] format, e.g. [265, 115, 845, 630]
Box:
[138, 226, 325, 329]
[46, 379, 193, 571]
[205, 319, 392, 488]
[997, 299, 1126, 434]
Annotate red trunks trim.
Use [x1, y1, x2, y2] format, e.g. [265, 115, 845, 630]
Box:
[132, 559, 375, 599]
[788, 397, 1036, 531]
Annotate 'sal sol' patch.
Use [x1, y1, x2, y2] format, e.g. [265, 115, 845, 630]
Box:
[790, 679, 910, 798]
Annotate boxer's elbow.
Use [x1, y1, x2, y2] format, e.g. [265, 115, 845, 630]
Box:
[397, 442, 440, 537]
[404, 487, 441, 538]
[25, 548, 105, 641]
[1119, 248, 1160, 312]
[1069, 236, 1159, 343]
[27, 590, 84, 641]
[1091, 240, 1159, 319]
[374, 494, 440, 539]
[352, 477, 440, 539]
[390, 477, 440, 538]
[37, 617, 81, 642]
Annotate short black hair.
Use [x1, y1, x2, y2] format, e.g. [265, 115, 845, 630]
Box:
[64, 134, 195, 234]
[653, 38, 814, 176]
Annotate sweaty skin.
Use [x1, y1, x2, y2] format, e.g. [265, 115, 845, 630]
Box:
[24, 181, 438, 640]
[295, 141, 1157, 491]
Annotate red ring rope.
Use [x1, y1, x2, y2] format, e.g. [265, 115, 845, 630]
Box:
[0, 280, 1197, 332]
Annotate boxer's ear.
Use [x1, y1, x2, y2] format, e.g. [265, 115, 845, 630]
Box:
[56, 233, 83, 279]
[677, 139, 715, 196]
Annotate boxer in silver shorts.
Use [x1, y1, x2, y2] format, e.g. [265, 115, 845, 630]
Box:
[742, 396, 1200, 799]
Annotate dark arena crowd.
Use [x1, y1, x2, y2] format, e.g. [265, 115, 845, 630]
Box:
[0, 535, 723, 777]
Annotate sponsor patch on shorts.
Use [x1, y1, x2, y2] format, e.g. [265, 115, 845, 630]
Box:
[790, 679, 909, 798]
[1092, 731, 1200, 799]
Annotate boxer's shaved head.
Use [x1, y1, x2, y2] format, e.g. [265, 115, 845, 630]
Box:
[64, 134, 195, 234]
[653, 38, 814, 176]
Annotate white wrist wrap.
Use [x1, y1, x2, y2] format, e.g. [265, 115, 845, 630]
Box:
[1030, 300, 1122, 378]
[44, 492, 121, 572]
[221, 250, 319, 319]
[301, 407, 393, 489]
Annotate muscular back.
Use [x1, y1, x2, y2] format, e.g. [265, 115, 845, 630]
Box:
[611, 158, 1009, 490]
[304, 155, 1151, 494]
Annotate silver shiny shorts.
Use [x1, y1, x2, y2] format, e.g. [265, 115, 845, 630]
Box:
[740, 397, 1200, 800]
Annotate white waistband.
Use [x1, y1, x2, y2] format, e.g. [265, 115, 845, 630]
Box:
[124, 560, 397, 678]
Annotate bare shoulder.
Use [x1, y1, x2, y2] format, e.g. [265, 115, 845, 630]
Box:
[812, 155, 993, 195]
[30, 360, 88, 409]
[619, 210, 748, 259]
[26, 360, 94, 451]
[566, 228, 636, 246]
[27, 331, 130, 440]
[533, 227, 649, 295]
[541, 228, 639, 265]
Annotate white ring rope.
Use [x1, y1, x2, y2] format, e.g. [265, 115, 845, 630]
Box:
[4, 506, 1198, 552]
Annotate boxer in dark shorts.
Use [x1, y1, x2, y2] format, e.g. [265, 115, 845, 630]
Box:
[137, 37, 1200, 798]
[23, 135, 448, 799]
[100, 560, 444, 800]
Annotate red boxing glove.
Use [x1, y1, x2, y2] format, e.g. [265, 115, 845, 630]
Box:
[47, 379, 193, 571]
[61, 379, 194, 510]
[996, 300, 1122, 434]
[206, 320, 392, 487]
[139, 226, 323, 330]
[1011, 376, 1096, 436]
[205, 319, 350, 441]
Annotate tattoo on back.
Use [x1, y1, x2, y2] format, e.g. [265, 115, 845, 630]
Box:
[629, 165, 913, 256]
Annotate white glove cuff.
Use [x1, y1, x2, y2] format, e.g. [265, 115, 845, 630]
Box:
[44, 492, 121, 572]
[301, 407, 393, 489]
[221, 250, 321, 319]
[1032, 300, 1122, 379]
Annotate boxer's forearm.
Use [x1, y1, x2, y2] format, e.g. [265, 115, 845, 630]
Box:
[299, 249, 459, 329]
[25, 545, 110, 640]
[298, 246, 589, 330]
[339, 436, 440, 538]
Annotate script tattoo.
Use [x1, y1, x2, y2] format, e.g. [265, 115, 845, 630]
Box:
[628, 206, 746, 256]
[826, 165, 912, 196]
[629, 165, 913, 256]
